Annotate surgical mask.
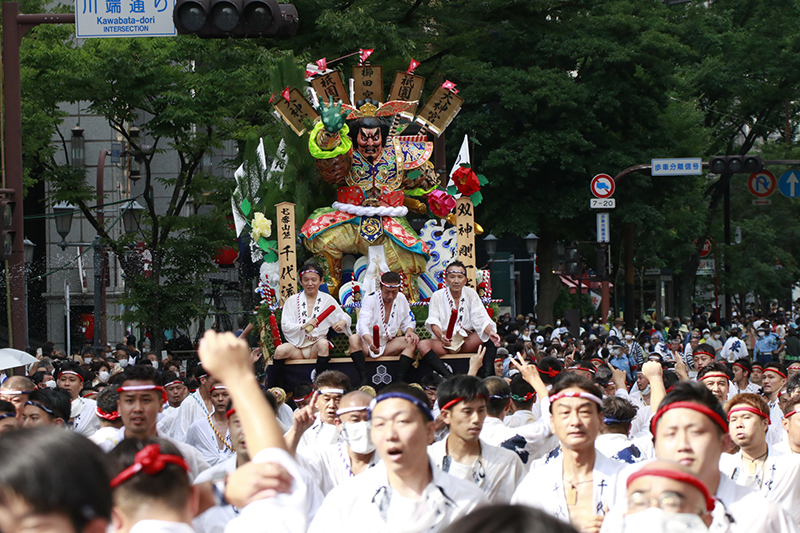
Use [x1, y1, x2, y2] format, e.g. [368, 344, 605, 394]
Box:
[621, 507, 708, 533]
[758, 331, 765, 338]
[98, 370, 110, 382]
[84, 357, 92, 364]
[625, 335, 633, 341]
[119, 359, 129, 368]
[641, 384, 651, 396]
[644, 342, 651, 349]
[151, 361, 159, 369]
[611, 348, 621, 356]
[703, 333, 711, 339]
[341, 420, 375, 454]
[45, 380, 56, 389]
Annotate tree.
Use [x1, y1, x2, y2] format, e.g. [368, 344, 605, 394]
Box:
[21, 26, 291, 352]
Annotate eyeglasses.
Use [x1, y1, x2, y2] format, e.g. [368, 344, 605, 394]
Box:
[627, 491, 694, 514]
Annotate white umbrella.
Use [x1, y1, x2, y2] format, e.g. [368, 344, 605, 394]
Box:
[0, 348, 38, 371]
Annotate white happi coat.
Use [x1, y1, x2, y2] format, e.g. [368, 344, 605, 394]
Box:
[480, 397, 559, 465]
[222, 449, 324, 533]
[511, 451, 624, 524]
[299, 440, 379, 495]
[293, 415, 341, 458]
[594, 433, 653, 464]
[356, 291, 415, 357]
[767, 400, 788, 445]
[162, 390, 213, 443]
[193, 456, 238, 533]
[71, 397, 100, 436]
[307, 459, 488, 533]
[719, 446, 800, 524]
[425, 286, 495, 344]
[427, 437, 525, 503]
[98, 426, 210, 479]
[186, 416, 234, 466]
[281, 291, 351, 348]
[504, 409, 538, 428]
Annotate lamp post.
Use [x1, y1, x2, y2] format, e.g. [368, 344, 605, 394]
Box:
[483, 233, 539, 318]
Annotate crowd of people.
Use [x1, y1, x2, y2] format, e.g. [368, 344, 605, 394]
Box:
[2, 262, 800, 533]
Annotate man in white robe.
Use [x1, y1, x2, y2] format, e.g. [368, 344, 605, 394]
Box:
[186, 385, 234, 466]
[349, 271, 419, 386]
[284, 371, 351, 457]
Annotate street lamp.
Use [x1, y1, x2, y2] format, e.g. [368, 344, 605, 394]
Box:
[71, 125, 85, 169]
[483, 233, 498, 257]
[122, 200, 145, 235]
[53, 202, 76, 249]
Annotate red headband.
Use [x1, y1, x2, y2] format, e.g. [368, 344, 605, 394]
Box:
[299, 268, 320, 278]
[59, 370, 84, 382]
[627, 468, 715, 512]
[110, 444, 189, 488]
[732, 362, 750, 373]
[694, 351, 714, 359]
[116, 385, 167, 404]
[785, 410, 799, 420]
[569, 365, 596, 375]
[727, 405, 770, 425]
[539, 367, 561, 378]
[297, 390, 314, 402]
[590, 358, 604, 364]
[494, 358, 505, 363]
[698, 372, 730, 382]
[764, 368, 788, 380]
[226, 408, 236, 419]
[164, 380, 184, 388]
[95, 406, 120, 421]
[440, 395, 487, 411]
[380, 280, 402, 288]
[651, 401, 728, 434]
[548, 391, 603, 408]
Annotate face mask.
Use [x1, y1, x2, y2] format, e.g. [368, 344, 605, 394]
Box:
[341, 420, 375, 454]
[644, 342, 651, 349]
[151, 361, 159, 369]
[704, 333, 711, 339]
[611, 348, 621, 356]
[641, 384, 651, 396]
[98, 370, 110, 382]
[758, 331, 765, 338]
[45, 380, 56, 389]
[714, 334, 720, 339]
[621, 507, 708, 533]
[84, 357, 92, 364]
[119, 359, 129, 368]
[625, 335, 633, 341]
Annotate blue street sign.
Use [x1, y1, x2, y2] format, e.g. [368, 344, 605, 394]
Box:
[651, 158, 703, 176]
[778, 170, 800, 198]
[596, 213, 609, 243]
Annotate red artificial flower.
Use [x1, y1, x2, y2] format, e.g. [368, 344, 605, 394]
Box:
[427, 189, 456, 218]
[452, 166, 481, 196]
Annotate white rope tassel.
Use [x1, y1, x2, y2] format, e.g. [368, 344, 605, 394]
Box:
[332, 201, 408, 217]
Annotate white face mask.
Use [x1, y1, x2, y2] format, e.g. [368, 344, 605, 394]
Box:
[151, 361, 159, 369]
[119, 359, 129, 368]
[98, 370, 110, 382]
[621, 507, 708, 533]
[703, 333, 711, 339]
[45, 380, 56, 389]
[625, 335, 633, 341]
[644, 342, 651, 349]
[758, 331, 765, 338]
[84, 357, 92, 364]
[341, 420, 375, 454]
[641, 384, 651, 396]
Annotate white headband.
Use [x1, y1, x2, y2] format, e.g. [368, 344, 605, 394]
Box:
[336, 406, 368, 415]
[318, 388, 344, 395]
[548, 391, 604, 408]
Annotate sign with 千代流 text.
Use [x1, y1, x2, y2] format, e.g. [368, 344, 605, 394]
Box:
[76, 0, 176, 38]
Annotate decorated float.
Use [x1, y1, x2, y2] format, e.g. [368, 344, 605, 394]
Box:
[231, 51, 499, 388]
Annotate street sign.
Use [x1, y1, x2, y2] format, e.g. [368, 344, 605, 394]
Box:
[748, 171, 776, 198]
[596, 212, 610, 243]
[692, 238, 713, 258]
[651, 158, 703, 176]
[753, 199, 772, 206]
[590, 198, 616, 209]
[76, 0, 177, 38]
[110, 142, 122, 165]
[778, 170, 800, 198]
[697, 259, 715, 276]
[591, 174, 615, 199]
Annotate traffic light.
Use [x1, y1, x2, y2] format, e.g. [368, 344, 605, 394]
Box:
[708, 155, 763, 175]
[0, 196, 14, 261]
[565, 244, 580, 277]
[173, 0, 298, 38]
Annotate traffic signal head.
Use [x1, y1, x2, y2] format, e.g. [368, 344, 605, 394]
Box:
[174, 0, 298, 38]
[708, 155, 763, 175]
[0, 197, 14, 261]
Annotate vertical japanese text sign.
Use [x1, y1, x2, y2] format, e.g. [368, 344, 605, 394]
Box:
[388, 71, 425, 120]
[353, 65, 383, 103]
[455, 198, 477, 289]
[310, 71, 351, 106]
[273, 89, 319, 136]
[276, 202, 297, 304]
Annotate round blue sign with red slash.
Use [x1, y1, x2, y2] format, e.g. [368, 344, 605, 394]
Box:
[591, 174, 615, 199]
[748, 171, 776, 198]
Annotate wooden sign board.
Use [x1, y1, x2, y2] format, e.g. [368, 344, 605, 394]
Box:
[310, 71, 351, 106]
[353, 65, 383, 103]
[416, 86, 464, 137]
[455, 198, 477, 289]
[388, 72, 425, 119]
[276, 202, 298, 303]
[273, 88, 319, 136]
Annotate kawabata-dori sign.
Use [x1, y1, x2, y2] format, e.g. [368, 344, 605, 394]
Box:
[76, 0, 176, 38]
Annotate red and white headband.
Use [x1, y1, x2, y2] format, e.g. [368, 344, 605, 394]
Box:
[110, 444, 188, 488]
[96, 406, 120, 421]
[651, 401, 728, 434]
[380, 280, 402, 288]
[764, 368, 788, 380]
[116, 385, 166, 403]
[727, 405, 770, 425]
[548, 391, 603, 408]
[59, 370, 84, 382]
[627, 468, 715, 512]
[698, 372, 730, 382]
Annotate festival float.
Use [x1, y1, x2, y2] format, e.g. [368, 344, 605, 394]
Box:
[231, 51, 499, 388]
